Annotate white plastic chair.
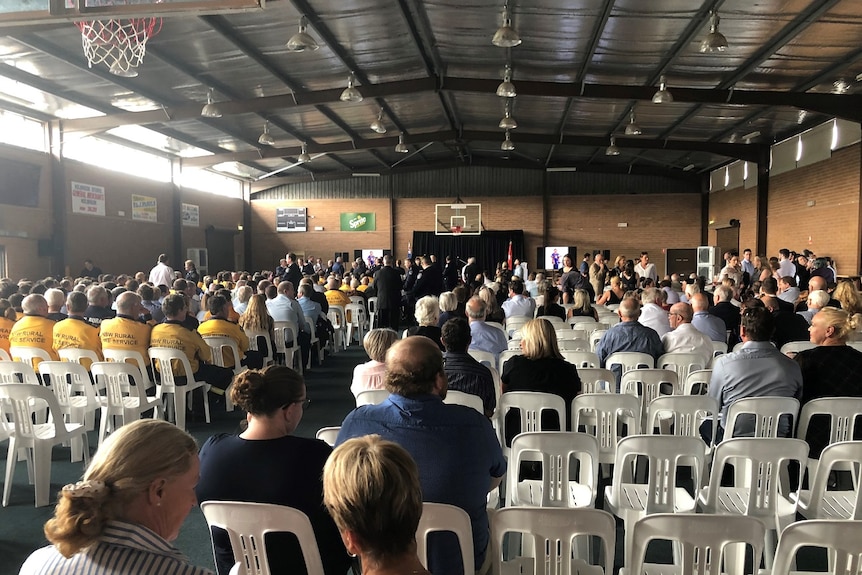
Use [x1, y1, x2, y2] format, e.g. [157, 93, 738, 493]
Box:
[505, 316, 529, 336]
[57, 347, 101, 368]
[555, 329, 580, 341]
[1, 383, 90, 507]
[711, 340, 728, 358]
[561, 350, 600, 368]
[558, 338, 590, 351]
[200, 501, 325, 575]
[723, 396, 799, 439]
[0, 349, 10, 361]
[567, 316, 598, 329]
[36, 361, 101, 459]
[496, 392, 567, 460]
[571, 393, 641, 468]
[467, 349, 496, 369]
[273, 320, 303, 374]
[779, 341, 816, 356]
[366, 296, 378, 329]
[536, 315, 564, 326]
[645, 395, 720, 448]
[497, 349, 522, 373]
[416, 502, 475, 575]
[9, 346, 53, 371]
[794, 441, 862, 520]
[344, 303, 366, 345]
[657, 352, 707, 391]
[772, 519, 862, 575]
[605, 352, 654, 377]
[622, 513, 765, 575]
[0, 360, 40, 385]
[102, 348, 156, 391]
[443, 390, 484, 414]
[577, 368, 616, 394]
[314, 426, 340, 446]
[304, 317, 323, 368]
[486, 322, 507, 339]
[796, 396, 862, 476]
[355, 389, 390, 407]
[620, 369, 678, 427]
[490, 507, 616, 575]
[697, 437, 808, 568]
[202, 336, 243, 412]
[682, 369, 712, 395]
[589, 329, 607, 353]
[90, 361, 162, 445]
[148, 347, 211, 431]
[506, 431, 599, 508]
[244, 330, 274, 367]
[605, 434, 705, 565]
[327, 305, 348, 352]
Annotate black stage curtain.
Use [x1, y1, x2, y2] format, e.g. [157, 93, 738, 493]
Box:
[412, 230, 525, 275]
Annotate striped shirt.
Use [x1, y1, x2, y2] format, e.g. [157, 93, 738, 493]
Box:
[19, 520, 212, 575]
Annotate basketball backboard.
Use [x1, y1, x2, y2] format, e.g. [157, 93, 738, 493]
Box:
[435, 203, 481, 235]
[0, 0, 262, 25]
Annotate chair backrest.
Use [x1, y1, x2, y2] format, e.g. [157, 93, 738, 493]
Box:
[366, 296, 378, 314]
[345, 303, 366, 326]
[327, 305, 346, 329]
[620, 369, 678, 420]
[304, 317, 319, 344]
[200, 501, 325, 575]
[102, 348, 150, 380]
[605, 351, 654, 374]
[561, 350, 600, 368]
[590, 329, 608, 352]
[148, 347, 195, 385]
[203, 336, 243, 372]
[0, 360, 40, 385]
[683, 369, 712, 395]
[497, 349, 522, 373]
[57, 347, 100, 366]
[772, 519, 862, 575]
[348, 295, 365, 307]
[567, 316, 598, 328]
[91, 361, 149, 406]
[37, 360, 99, 410]
[491, 507, 616, 575]
[507, 431, 599, 508]
[355, 389, 390, 407]
[443, 390, 484, 414]
[628, 513, 765, 575]
[609, 435, 705, 514]
[577, 368, 616, 394]
[724, 396, 800, 439]
[797, 396, 862, 447]
[537, 315, 565, 325]
[703, 438, 808, 520]
[555, 328, 581, 341]
[646, 395, 720, 444]
[800, 441, 862, 520]
[711, 340, 728, 357]
[9, 346, 52, 370]
[779, 341, 816, 356]
[485, 322, 507, 337]
[571, 393, 641, 464]
[467, 349, 496, 369]
[415, 502, 475, 575]
[273, 321, 300, 354]
[657, 352, 708, 389]
[244, 330, 274, 365]
[314, 426, 340, 446]
[496, 392, 567, 456]
[0, 348, 10, 361]
[0, 382, 68, 440]
[558, 338, 590, 351]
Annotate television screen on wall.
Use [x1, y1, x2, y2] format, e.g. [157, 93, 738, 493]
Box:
[543, 246, 575, 271]
[276, 207, 306, 232]
[0, 157, 41, 208]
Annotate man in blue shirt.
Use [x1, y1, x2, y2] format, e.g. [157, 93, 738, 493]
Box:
[337, 336, 506, 575]
[467, 296, 508, 361]
[595, 297, 664, 387]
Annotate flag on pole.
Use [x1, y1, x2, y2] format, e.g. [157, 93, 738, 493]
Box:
[507, 240, 513, 270]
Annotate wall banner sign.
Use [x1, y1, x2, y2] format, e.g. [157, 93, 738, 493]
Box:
[182, 203, 200, 227]
[132, 194, 158, 222]
[340, 212, 375, 231]
[71, 181, 105, 216]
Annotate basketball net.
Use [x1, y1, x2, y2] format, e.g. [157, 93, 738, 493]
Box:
[451, 225, 463, 235]
[76, 16, 162, 77]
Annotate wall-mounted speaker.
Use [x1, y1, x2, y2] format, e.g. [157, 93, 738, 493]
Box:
[697, 246, 719, 266]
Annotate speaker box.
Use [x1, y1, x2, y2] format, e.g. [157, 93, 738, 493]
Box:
[697, 264, 716, 281]
[697, 246, 720, 266]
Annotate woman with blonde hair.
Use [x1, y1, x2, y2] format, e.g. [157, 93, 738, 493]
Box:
[501, 318, 581, 430]
[478, 285, 505, 323]
[20, 419, 209, 575]
[597, 275, 625, 306]
[351, 328, 399, 396]
[833, 280, 862, 316]
[196, 366, 350, 575]
[238, 292, 274, 356]
[568, 288, 599, 321]
[406, 295, 444, 350]
[323, 435, 430, 575]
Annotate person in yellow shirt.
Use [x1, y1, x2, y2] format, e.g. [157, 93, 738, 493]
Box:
[325, 278, 352, 308]
[198, 294, 263, 369]
[100, 292, 152, 360]
[0, 299, 16, 354]
[53, 291, 103, 367]
[9, 293, 59, 361]
[150, 293, 233, 394]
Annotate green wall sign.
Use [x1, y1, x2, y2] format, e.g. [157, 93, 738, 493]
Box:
[340, 212, 376, 231]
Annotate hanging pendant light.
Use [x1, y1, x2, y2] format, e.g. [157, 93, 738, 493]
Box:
[492, 3, 521, 48]
[370, 108, 387, 134]
[652, 75, 673, 104]
[340, 72, 363, 103]
[286, 15, 319, 52]
[395, 134, 409, 153]
[499, 100, 518, 129]
[501, 130, 515, 151]
[258, 121, 275, 146]
[624, 111, 642, 135]
[496, 65, 516, 98]
[201, 88, 223, 118]
[297, 142, 312, 163]
[700, 11, 728, 53]
[605, 137, 620, 156]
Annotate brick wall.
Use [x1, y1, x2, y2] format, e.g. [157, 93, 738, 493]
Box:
[708, 185, 757, 254]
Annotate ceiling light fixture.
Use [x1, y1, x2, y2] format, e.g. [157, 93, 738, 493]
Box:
[201, 88, 222, 118]
[700, 11, 728, 53]
[605, 137, 620, 156]
[370, 108, 387, 134]
[501, 130, 515, 151]
[496, 65, 516, 98]
[258, 121, 275, 146]
[499, 100, 518, 129]
[492, 2, 521, 48]
[652, 75, 673, 104]
[297, 142, 312, 163]
[286, 15, 319, 52]
[340, 72, 363, 103]
[395, 134, 409, 153]
[624, 110, 642, 135]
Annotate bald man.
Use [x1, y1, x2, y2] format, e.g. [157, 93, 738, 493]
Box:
[690, 292, 727, 342]
[662, 302, 714, 368]
[595, 298, 663, 383]
[337, 336, 505, 574]
[9, 294, 59, 361]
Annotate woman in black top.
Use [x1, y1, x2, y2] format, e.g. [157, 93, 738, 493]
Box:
[620, 259, 639, 292]
[568, 288, 599, 321]
[536, 285, 566, 320]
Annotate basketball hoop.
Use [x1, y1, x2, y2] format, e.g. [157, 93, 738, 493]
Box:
[76, 13, 162, 77]
[451, 225, 462, 235]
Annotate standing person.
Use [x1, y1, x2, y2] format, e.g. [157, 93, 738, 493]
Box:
[79, 259, 102, 280]
[589, 253, 609, 300]
[19, 419, 210, 575]
[634, 251, 658, 283]
[184, 260, 200, 286]
[283, 252, 302, 287]
[443, 255, 460, 291]
[462, 256, 480, 285]
[560, 253, 591, 304]
[579, 253, 591, 276]
[148, 254, 174, 289]
[373, 255, 403, 330]
[196, 367, 351, 575]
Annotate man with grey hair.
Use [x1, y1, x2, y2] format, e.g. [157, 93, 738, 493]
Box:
[466, 296, 507, 360]
[84, 284, 115, 327]
[712, 285, 741, 344]
[639, 287, 671, 337]
[232, 285, 253, 314]
[662, 302, 714, 368]
[798, 290, 830, 324]
[9, 293, 59, 360]
[44, 288, 68, 322]
[596, 298, 663, 380]
[690, 292, 726, 342]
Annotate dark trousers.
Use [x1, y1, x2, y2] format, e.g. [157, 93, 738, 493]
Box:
[377, 306, 400, 330]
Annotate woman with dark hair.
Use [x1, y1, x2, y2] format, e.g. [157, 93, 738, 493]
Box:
[536, 285, 566, 320]
[196, 366, 350, 575]
[619, 260, 639, 292]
